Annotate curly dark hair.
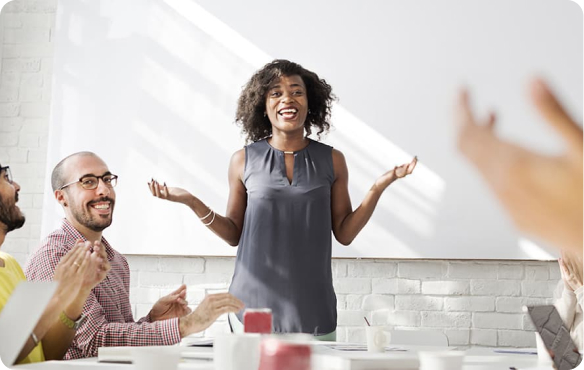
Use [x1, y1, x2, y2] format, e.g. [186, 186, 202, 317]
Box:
[235, 59, 335, 143]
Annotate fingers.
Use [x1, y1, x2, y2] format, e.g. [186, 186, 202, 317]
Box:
[69, 244, 87, 268]
[177, 304, 191, 317]
[206, 293, 245, 311]
[93, 240, 104, 253]
[485, 112, 496, 130]
[559, 258, 568, 278]
[159, 285, 187, 305]
[171, 284, 187, 296]
[148, 179, 164, 198]
[92, 241, 109, 271]
[75, 250, 91, 275]
[393, 157, 417, 179]
[407, 156, 418, 174]
[530, 78, 583, 152]
[153, 180, 161, 197]
[101, 259, 111, 274]
[59, 242, 83, 266]
[455, 88, 476, 130]
[148, 179, 156, 196]
[457, 89, 497, 131]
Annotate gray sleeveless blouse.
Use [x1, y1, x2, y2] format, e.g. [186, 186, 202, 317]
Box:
[229, 138, 337, 335]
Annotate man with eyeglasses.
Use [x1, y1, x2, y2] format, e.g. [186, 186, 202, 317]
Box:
[26, 152, 244, 359]
[1, 163, 108, 364]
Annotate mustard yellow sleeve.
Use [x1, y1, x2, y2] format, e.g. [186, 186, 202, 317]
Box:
[0, 252, 45, 363]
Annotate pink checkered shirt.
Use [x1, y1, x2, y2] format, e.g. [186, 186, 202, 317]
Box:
[25, 219, 181, 359]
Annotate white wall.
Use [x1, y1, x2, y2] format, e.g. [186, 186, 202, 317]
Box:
[44, 0, 581, 259]
[0, 0, 562, 347]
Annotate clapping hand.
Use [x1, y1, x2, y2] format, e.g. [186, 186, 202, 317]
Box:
[82, 240, 110, 292]
[53, 243, 92, 306]
[54, 240, 110, 304]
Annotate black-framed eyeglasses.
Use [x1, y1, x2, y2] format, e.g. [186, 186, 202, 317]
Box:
[0, 166, 13, 184]
[59, 174, 118, 191]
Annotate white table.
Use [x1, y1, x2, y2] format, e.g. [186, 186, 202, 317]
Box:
[13, 345, 551, 370]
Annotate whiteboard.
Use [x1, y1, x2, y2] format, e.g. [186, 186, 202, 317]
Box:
[42, 0, 582, 259]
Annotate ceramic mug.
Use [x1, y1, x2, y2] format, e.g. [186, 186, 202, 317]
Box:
[365, 326, 392, 353]
[214, 333, 262, 370]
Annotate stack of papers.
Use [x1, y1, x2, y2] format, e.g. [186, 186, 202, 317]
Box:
[323, 343, 407, 352]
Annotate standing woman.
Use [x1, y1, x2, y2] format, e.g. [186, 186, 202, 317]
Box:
[149, 60, 416, 339]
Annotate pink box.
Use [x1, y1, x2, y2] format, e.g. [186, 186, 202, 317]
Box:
[259, 338, 311, 370]
[243, 309, 272, 334]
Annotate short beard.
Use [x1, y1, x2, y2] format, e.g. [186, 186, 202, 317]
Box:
[68, 196, 113, 232]
[0, 195, 25, 232]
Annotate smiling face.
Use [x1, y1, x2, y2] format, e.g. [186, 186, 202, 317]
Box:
[56, 154, 116, 235]
[0, 167, 25, 233]
[265, 74, 309, 136]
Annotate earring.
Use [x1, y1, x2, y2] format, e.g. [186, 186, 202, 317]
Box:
[308, 109, 312, 115]
[263, 112, 267, 117]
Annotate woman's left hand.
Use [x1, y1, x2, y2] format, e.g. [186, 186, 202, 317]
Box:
[375, 156, 417, 190]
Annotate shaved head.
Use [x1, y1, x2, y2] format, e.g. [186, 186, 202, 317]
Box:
[51, 151, 99, 191]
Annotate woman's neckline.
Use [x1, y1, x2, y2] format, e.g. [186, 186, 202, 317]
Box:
[265, 138, 312, 154]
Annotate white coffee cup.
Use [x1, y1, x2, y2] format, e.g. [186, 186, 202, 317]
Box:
[418, 350, 465, 370]
[214, 333, 261, 370]
[132, 345, 180, 370]
[365, 326, 391, 353]
[535, 332, 553, 364]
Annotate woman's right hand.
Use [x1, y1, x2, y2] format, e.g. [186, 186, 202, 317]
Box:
[148, 179, 193, 205]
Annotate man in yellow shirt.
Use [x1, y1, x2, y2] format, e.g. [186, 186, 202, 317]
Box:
[0, 163, 109, 365]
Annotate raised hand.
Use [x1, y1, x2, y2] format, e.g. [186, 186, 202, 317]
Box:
[148, 179, 193, 205]
[559, 250, 583, 292]
[149, 284, 192, 321]
[374, 156, 417, 190]
[455, 79, 583, 254]
[179, 293, 244, 337]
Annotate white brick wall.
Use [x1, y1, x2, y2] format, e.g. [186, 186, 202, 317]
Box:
[0, 0, 562, 348]
[0, 0, 54, 267]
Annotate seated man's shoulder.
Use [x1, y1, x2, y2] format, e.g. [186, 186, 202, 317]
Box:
[0, 251, 21, 272]
[25, 228, 77, 279]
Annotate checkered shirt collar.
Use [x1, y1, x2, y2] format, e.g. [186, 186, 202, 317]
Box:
[61, 218, 115, 261]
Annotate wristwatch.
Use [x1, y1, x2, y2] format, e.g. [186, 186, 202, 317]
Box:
[59, 311, 87, 330]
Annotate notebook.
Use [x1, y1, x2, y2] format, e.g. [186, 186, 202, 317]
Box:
[0, 281, 57, 367]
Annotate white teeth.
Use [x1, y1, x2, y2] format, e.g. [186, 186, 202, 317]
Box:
[279, 108, 297, 114]
[93, 204, 110, 209]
